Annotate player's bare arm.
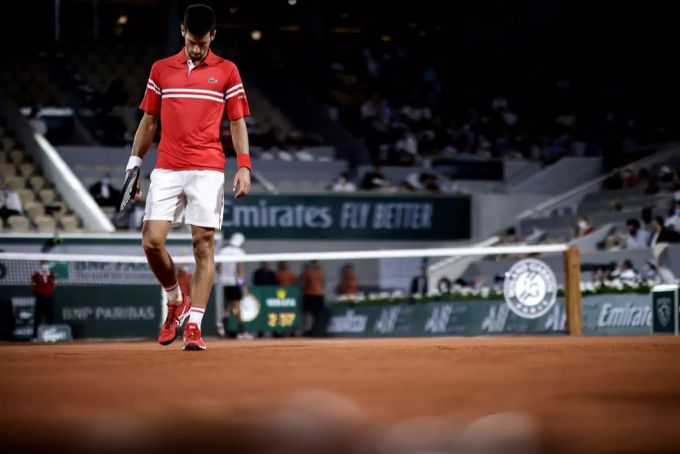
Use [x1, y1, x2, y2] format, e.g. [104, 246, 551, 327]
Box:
[128, 112, 158, 200]
[230, 116, 251, 199]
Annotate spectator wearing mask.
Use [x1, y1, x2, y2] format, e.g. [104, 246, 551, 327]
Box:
[611, 259, 639, 286]
[331, 172, 356, 192]
[0, 180, 22, 223]
[89, 172, 121, 207]
[625, 219, 650, 249]
[576, 216, 595, 238]
[644, 259, 677, 285]
[665, 201, 680, 232]
[650, 216, 680, 247]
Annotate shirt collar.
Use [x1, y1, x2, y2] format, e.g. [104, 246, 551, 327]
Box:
[176, 48, 218, 67]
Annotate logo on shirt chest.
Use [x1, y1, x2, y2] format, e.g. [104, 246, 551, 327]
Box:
[208, 77, 218, 83]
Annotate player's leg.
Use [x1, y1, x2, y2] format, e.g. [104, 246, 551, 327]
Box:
[190, 225, 215, 311]
[182, 170, 224, 350]
[142, 220, 178, 293]
[182, 225, 214, 350]
[143, 220, 191, 345]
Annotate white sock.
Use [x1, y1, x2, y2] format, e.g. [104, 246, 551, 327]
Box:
[164, 282, 182, 303]
[188, 307, 205, 329]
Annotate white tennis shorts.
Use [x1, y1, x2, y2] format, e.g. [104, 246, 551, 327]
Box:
[144, 169, 225, 229]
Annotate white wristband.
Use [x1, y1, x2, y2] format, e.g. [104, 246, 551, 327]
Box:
[126, 156, 143, 171]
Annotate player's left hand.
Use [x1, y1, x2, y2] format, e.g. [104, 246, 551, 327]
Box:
[232, 167, 251, 199]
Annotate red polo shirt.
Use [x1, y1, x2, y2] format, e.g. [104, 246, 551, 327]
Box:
[140, 48, 250, 172]
[31, 272, 56, 297]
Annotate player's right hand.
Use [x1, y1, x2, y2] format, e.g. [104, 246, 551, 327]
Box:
[125, 169, 143, 201]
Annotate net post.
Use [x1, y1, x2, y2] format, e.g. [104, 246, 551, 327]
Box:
[564, 245, 582, 336]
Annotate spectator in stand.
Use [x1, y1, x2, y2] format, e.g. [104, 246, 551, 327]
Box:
[360, 167, 387, 190]
[575, 216, 595, 238]
[31, 260, 56, 340]
[252, 262, 277, 286]
[301, 260, 325, 336]
[89, 172, 120, 207]
[0, 180, 22, 223]
[644, 259, 677, 285]
[665, 201, 680, 232]
[610, 259, 639, 286]
[276, 261, 297, 286]
[338, 264, 359, 295]
[650, 216, 680, 247]
[625, 219, 650, 249]
[331, 172, 356, 192]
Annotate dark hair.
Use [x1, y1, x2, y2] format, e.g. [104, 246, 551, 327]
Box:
[623, 259, 634, 269]
[626, 219, 640, 229]
[653, 215, 665, 226]
[184, 4, 216, 36]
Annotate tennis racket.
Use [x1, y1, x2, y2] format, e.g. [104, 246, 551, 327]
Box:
[117, 166, 140, 212]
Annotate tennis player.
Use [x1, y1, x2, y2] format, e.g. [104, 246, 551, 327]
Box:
[125, 4, 251, 350]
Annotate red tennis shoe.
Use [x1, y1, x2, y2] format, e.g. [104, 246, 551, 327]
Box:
[158, 293, 191, 345]
[183, 322, 207, 351]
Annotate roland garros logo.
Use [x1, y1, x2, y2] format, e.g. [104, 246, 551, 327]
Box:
[503, 258, 558, 319]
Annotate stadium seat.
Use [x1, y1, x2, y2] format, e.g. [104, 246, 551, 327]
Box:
[17, 188, 35, 206]
[38, 189, 57, 205]
[24, 202, 45, 222]
[59, 216, 80, 232]
[19, 163, 35, 178]
[8, 215, 29, 233]
[35, 215, 56, 233]
[0, 163, 15, 179]
[1, 137, 15, 150]
[29, 175, 45, 191]
[9, 150, 25, 165]
[7, 176, 26, 191]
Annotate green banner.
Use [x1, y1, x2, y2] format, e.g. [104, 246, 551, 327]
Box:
[228, 286, 301, 333]
[651, 286, 679, 334]
[222, 194, 470, 240]
[0, 285, 218, 339]
[321, 293, 652, 337]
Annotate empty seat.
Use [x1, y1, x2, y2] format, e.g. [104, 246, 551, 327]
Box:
[7, 176, 26, 191]
[59, 215, 80, 232]
[35, 215, 56, 233]
[9, 150, 25, 165]
[8, 215, 29, 233]
[24, 202, 45, 222]
[17, 188, 34, 206]
[38, 188, 57, 205]
[0, 163, 15, 179]
[2, 137, 15, 150]
[29, 175, 45, 191]
[18, 163, 35, 178]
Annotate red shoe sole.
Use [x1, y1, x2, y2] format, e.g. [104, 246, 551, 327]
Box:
[183, 342, 207, 351]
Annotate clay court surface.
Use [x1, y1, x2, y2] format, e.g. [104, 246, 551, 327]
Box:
[1, 336, 680, 453]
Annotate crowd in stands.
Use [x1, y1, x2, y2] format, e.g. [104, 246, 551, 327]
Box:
[0, 120, 79, 233]
[319, 42, 631, 168]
